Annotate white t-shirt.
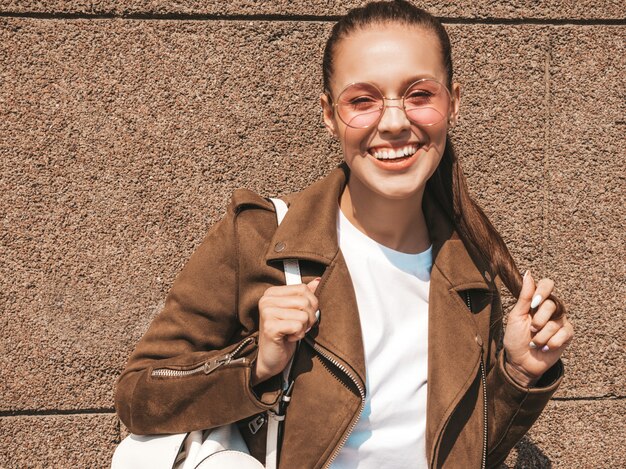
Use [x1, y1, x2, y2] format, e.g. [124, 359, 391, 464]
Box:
[329, 208, 432, 469]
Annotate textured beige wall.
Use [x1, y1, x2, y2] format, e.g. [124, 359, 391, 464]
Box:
[1, 1, 624, 467]
[3, 1, 626, 19]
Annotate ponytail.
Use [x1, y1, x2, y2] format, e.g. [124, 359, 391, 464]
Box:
[428, 138, 565, 318]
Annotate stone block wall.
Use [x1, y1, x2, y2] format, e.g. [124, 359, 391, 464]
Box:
[1, 2, 624, 467]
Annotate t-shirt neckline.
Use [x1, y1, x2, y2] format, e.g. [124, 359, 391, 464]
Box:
[338, 206, 433, 275]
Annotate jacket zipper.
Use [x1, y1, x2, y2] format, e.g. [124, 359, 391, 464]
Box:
[151, 336, 255, 378]
[479, 352, 487, 469]
[306, 340, 366, 469]
[466, 291, 488, 469]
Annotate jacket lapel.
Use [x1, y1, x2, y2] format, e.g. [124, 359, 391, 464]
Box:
[264, 164, 367, 387]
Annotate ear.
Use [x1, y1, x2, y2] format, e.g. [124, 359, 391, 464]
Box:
[320, 93, 338, 138]
[448, 82, 461, 127]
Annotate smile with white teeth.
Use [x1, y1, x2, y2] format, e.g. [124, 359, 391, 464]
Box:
[370, 144, 419, 160]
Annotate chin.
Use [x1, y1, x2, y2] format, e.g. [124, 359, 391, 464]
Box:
[370, 180, 428, 201]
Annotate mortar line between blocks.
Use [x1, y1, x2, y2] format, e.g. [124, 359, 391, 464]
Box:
[0, 11, 625, 25]
[541, 30, 551, 275]
[0, 408, 116, 417]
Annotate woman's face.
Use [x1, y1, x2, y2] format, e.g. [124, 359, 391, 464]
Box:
[321, 24, 460, 203]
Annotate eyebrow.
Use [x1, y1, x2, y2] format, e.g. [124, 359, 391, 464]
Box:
[367, 74, 441, 95]
[332, 74, 443, 98]
[398, 74, 438, 88]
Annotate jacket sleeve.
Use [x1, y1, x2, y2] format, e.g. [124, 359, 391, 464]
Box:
[485, 288, 564, 468]
[114, 199, 282, 435]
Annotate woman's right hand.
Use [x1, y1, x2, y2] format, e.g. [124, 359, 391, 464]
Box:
[251, 278, 321, 385]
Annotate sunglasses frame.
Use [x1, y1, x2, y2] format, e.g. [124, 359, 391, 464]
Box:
[328, 78, 453, 129]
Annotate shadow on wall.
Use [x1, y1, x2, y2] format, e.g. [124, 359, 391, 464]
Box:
[500, 436, 552, 469]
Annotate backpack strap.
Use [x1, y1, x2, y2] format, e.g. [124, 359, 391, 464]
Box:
[265, 198, 301, 469]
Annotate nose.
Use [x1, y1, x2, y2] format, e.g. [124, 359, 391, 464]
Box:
[377, 99, 411, 134]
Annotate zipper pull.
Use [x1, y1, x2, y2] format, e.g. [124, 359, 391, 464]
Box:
[203, 337, 256, 376]
[204, 356, 230, 375]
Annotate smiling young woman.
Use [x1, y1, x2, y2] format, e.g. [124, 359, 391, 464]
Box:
[321, 25, 459, 254]
[115, 1, 574, 468]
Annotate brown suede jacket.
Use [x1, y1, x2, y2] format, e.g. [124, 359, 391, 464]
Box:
[115, 164, 563, 468]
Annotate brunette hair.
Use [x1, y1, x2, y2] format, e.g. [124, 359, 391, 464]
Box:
[323, 0, 564, 317]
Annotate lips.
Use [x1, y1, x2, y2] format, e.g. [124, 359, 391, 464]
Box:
[368, 144, 421, 160]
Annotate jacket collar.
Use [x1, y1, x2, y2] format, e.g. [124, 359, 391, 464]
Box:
[264, 164, 347, 266]
[264, 163, 490, 291]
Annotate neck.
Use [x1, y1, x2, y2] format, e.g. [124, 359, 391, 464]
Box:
[340, 179, 431, 254]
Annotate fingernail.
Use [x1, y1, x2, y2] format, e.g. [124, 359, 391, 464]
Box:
[315, 310, 320, 321]
[314, 277, 322, 282]
[542, 345, 550, 352]
[523, 270, 529, 280]
[529, 341, 537, 349]
[531, 294, 542, 309]
[305, 327, 311, 333]
[530, 325, 538, 333]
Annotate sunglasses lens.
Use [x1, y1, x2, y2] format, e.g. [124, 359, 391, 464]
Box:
[404, 80, 449, 126]
[336, 83, 383, 129]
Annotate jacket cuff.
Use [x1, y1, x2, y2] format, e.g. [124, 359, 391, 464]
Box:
[499, 351, 564, 394]
[247, 351, 283, 407]
[487, 352, 563, 462]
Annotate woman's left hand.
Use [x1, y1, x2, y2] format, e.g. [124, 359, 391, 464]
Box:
[502, 271, 574, 387]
